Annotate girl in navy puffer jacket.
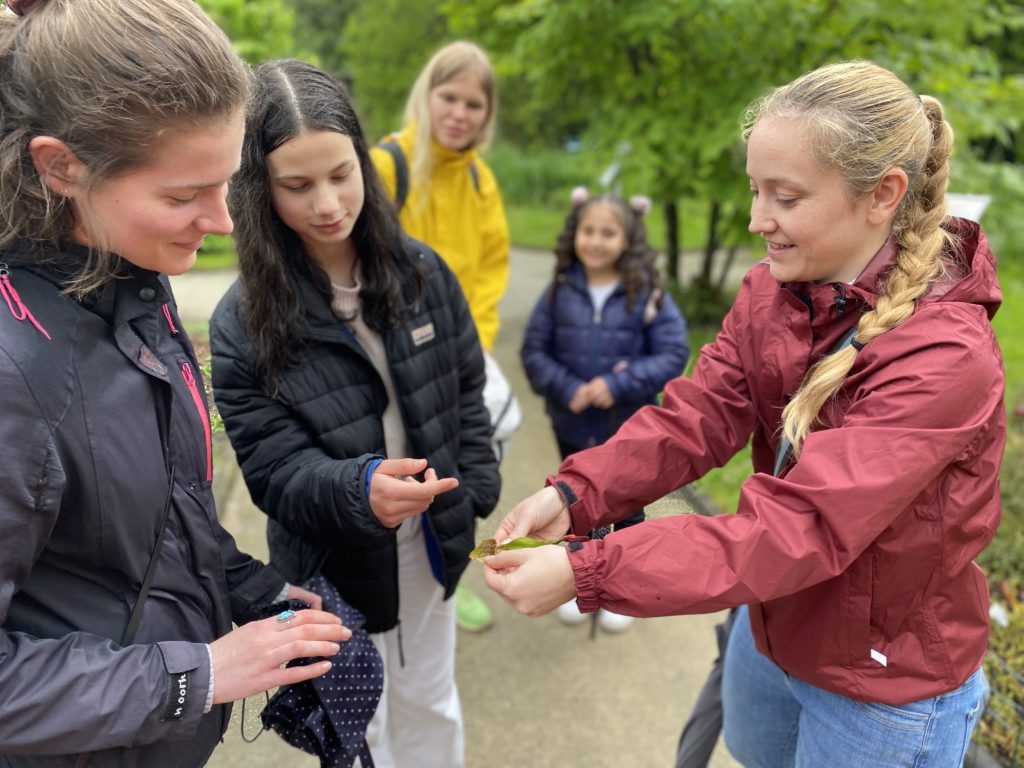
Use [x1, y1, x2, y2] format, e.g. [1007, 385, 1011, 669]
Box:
[521, 187, 689, 632]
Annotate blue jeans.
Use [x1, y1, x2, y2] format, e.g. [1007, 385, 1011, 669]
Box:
[721, 605, 988, 767]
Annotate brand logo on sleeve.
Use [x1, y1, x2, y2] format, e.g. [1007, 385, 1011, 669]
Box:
[161, 671, 191, 720]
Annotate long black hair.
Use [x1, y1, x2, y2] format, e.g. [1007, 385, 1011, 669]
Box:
[230, 58, 422, 384]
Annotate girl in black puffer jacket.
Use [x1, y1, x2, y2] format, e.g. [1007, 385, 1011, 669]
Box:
[210, 59, 500, 768]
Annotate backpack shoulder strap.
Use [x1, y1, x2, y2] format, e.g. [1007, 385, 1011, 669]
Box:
[772, 323, 861, 476]
[381, 138, 480, 209]
[378, 140, 408, 212]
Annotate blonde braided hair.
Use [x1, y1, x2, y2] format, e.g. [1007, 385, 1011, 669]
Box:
[742, 62, 955, 455]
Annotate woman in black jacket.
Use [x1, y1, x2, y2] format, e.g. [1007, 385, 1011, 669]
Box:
[210, 59, 500, 768]
[0, 4, 349, 767]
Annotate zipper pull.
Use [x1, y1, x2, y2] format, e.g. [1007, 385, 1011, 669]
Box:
[1, 263, 53, 340]
[162, 304, 179, 335]
[832, 283, 847, 317]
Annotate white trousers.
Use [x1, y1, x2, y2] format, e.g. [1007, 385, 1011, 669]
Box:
[358, 514, 463, 768]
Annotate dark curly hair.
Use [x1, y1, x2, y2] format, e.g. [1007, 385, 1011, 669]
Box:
[230, 59, 422, 386]
[550, 195, 662, 313]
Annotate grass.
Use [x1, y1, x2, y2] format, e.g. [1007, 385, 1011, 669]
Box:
[678, 324, 751, 513]
[993, 255, 1024, 409]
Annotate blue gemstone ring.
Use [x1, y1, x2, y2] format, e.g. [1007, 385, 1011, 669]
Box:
[276, 609, 296, 626]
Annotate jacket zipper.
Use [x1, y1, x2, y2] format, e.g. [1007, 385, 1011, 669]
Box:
[832, 283, 848, 317]
[180, 361, 213, 481]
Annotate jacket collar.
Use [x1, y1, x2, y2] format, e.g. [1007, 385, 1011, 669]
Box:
[294, 272, 354, 345]
[398, 122, 479, 171]
[777, 217, 1000, 332]
[430, 138, 478, 171]
[2, 239, 168, 324]
[559, 262, 623, 295]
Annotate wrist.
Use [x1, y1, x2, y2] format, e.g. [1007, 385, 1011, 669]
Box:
[549, 479, 577, 509]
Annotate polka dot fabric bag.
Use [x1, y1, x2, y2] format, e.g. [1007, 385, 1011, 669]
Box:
[260, 574, 383, 768]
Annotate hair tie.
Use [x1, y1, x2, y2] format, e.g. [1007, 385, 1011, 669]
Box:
[629, 195, 652, 216]
[6, 0, 46, 16]
[570, 186, 590, 207]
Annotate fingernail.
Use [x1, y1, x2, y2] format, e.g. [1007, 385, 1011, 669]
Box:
[322, 661, 333, 671]
[330, 643, 341, 655]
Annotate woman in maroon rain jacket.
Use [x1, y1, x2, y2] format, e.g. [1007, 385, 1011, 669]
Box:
[483, 60, 1004, 767]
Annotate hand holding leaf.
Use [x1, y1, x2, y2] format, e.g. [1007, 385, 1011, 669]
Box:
[468, 536, 567, 560]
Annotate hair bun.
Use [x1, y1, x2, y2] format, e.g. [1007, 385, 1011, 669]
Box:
[6, 0, 46, 16]
[570, 186, 590, 207]
[629, 195, 652, 216]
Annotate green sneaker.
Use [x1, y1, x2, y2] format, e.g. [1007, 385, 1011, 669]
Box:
[455, 584, 494, 632]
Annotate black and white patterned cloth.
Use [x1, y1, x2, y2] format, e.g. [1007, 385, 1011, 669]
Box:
[261, 574, 384, 768]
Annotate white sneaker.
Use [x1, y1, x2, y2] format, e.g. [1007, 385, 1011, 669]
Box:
[556, 600, 589, 626]
[598, 609, 634, 634]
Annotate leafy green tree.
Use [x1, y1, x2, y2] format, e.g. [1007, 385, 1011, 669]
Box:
[340, 0, 450, 140]
[290, 0, 359, 79]
[448, 0, 1024, 320]
[196, 0, 301, 63]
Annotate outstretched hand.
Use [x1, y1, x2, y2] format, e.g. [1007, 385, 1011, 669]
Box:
[491, 485, 571, 545]
[369, 458, 459, 528]
[210, 609, 352, 705]
[483, 545, 577, 616]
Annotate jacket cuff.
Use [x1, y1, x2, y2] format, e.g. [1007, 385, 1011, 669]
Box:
[363, 457, 383, 502]
[230, 564, 287, 624]
[545, 476, 590, 535]
[203, 645, 215, 714]
[155, 641, 212, 737]
[568, 538, 604, 614]
[603, 372, 623, 403]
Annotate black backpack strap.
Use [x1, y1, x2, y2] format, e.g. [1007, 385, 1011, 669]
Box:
[379, 138, 482, 211]
[378, 140, 408, 212]
[122, 465, 176, 646]
[773, 324, 861, 476]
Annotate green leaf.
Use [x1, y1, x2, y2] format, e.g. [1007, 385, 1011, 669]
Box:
[468, 536, 565, 560]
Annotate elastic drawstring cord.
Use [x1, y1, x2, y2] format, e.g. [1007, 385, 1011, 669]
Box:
[0, 264, 52, 340]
